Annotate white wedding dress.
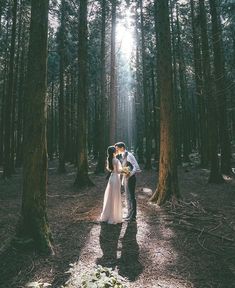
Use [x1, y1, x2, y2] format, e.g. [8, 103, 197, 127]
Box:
[100, 158, 122, 224]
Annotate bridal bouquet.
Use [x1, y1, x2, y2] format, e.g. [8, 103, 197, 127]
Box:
[122, 166, 131, 175]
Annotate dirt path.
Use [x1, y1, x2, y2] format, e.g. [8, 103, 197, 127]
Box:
[1, 160, 235, 288]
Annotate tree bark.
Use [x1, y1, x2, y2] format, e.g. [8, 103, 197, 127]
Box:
[153, 0, 160, 164]
[58, 0, 66, 173]
[169, 0, 181, 164]
[199, 0, 223, 183]
[190, 0, 208, 167]
[17, 0, 53, 254]
[135, 4, 144, 164]
[12, 0, 24, 170]
[3, 0, 17, 178]
[176, 5, 190, 162]
[48, 80, 55, 161]
[96, 0, 107, 173]
[150, 0, 180, 205]
[109, 0, 117, 144]
[209, 0, 231, 175]
[74, 0, 93, 187]
[16, 13, 27, 168]
[140, 0, 152, 169]
[65, 73, 71, 162]
[0, 16, 10, 166]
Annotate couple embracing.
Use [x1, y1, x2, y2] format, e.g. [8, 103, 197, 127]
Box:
[100, 142, 141, 224]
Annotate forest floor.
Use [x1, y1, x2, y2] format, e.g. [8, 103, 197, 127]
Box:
[1, 158, 235, 288]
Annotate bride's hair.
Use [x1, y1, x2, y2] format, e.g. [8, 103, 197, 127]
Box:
[107, 146, 116, 171]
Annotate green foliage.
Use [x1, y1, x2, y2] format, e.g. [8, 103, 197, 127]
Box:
[62, 265, 128, 288]
[26, 281, 51, 288]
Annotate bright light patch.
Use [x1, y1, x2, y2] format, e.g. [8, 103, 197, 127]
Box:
[116, 9, 134, 58]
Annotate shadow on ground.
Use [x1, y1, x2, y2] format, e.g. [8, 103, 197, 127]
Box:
[138, 167, 235, 288]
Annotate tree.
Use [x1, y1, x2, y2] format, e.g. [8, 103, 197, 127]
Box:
[190, 0, 208, 167]
[169, 0, 181, 163]
[96, 0, 107, 174]
[3, 0, 17, 178]
[150, 0, 180, 205]
[199, 0, 223, 183]
[74, 0, 93, 187]
[176, 4, 191, 162]
[15, 1, 29, 168]
[109, 0, 117, 144]
[16, 0, 53, 253]
[58, 0, 66, 173]
[140, 0, 152, 169]
[135, 3, 144, 163]
[209, 0, 231, 175]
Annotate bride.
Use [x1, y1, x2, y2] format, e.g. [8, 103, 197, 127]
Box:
[100, 146, 123, 224]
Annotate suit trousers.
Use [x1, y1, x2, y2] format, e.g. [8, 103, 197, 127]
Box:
[124, 175, 136, 218]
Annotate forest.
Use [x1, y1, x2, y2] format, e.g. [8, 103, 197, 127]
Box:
[0, 0, 235, 287]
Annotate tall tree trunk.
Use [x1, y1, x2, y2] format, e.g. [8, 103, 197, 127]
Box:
[74, 0, 93, 187]
[170, 0, 181, 163]
[70, 70, 76, 163]
[150, 62, 159, 162]
[3, 0, 17, 178]
[48, 80, 55, 161]
[12, 0, 24, 170]
[96, 0, 107, 174]
[65, 74, 71, 161]
[153, 0, 160, 165]
[176, 5, 190, 162]
[190, 0, 208, 167]
[58, 0, 66, 172]
[199, 0, 223, 183]
[232, 36, 235, 141]
[209, 0, 231, 175]
[150, 0, 180, 205]
[16, 19, 26, 168]
[140, 0, 151, 169]
[135, 4, 144, 164]
[0, 18, 10, 166]
[17, 0, 53, 254]
[109, 0, 117, 144]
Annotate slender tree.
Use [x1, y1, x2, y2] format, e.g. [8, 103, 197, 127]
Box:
[3, 0, 17, 178]
[17, 0, 53, 253]
[199, 0, 223, 183]
[176, 5, 190, 162]
[74, 0, 93, 187]
[169, 0, 181, 163]
[96, 0, 107, 173]
[15, 4, 28, 168]
[48, 80, 55, 160]
[190, 0, 208, 167]
[153, 0, 161, 163]
[140, 0, 152, 169]
[135, 3, 144, 163]
[58, 0, 66, 172]
[0, 12, 10, 166]
[150, 0, 180, 205]
[209, 0, 231, 175]
[109, 0, 117, 144]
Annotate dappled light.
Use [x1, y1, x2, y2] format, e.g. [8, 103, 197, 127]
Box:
[116, 7, 135, 59]
[0, 0, 235, 287]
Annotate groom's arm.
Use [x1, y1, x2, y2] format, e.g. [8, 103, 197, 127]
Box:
[127, 153, 141, 177]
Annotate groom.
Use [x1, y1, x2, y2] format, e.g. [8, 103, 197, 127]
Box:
[115, 142, 141, 221]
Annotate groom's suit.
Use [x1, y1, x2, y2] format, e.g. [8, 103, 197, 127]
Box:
[121, 151, 140, 220]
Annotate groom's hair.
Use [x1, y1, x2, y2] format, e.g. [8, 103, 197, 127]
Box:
[115, 142, 126, 149]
